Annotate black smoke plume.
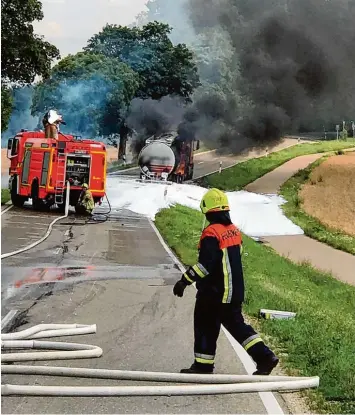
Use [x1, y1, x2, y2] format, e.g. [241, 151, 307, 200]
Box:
[181, 0, 355, 151]
[125, 96, 186, 154]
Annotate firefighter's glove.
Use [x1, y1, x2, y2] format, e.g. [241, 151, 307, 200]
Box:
[173, 279, 188, 298]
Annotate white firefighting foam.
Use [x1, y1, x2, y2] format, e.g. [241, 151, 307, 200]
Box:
[106, 177, 303, 238]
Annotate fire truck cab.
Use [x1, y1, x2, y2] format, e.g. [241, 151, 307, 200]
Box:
[7, 130, 106, 212]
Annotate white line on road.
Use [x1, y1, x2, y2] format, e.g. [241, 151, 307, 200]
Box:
[148, 218, 284, 415]
[1, 205, 13, 215]
[1, 310, 18, 331]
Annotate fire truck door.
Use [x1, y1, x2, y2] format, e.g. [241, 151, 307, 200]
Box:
[90, 153, 106, 191]
[21, 150, 32, 184]
[40, 152, 51, 186]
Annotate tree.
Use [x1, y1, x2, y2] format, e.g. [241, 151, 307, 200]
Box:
[85, 21, 200, 101]
[31, 52, 139, 144]
[2, 86, 39, 139]
[1, 0, 60, 131]
[84, 22, 199, 157]
[1, 0, 60, 84]
[1, 86, 13, 132]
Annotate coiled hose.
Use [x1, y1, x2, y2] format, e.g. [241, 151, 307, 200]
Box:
[1, 324, 319, 397]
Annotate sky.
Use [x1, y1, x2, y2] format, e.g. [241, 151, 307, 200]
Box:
[33, 0, 148, 57]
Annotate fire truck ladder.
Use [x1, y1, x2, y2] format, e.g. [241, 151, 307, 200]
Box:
[54, 151, 67, 205]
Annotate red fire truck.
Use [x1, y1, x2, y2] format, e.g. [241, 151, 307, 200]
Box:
[7, 130, 107, 212]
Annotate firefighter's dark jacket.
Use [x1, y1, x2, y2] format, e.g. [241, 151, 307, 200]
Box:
[182, 212, 245, 304]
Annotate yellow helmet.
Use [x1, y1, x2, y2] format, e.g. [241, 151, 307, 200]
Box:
[82, 183, 89, 189]
[200, 188, 229, 214]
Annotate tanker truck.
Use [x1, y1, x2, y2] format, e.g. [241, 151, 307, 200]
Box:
[138, 132, 200, 183]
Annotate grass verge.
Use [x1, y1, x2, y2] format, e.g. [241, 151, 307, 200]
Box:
[201, 140, 355, 190]
[280, 157, 355, 255]
[1, 188, 10, 204]
[155, 204, 355, 414]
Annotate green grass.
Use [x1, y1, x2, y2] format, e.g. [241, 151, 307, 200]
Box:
[201, 140, 355, 190]
[1, 188, 10, 205]
[280, 157, 355, 255]
[155, 204, 355, 414]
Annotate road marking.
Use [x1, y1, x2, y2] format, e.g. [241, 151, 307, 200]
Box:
[198, 162, 204, 165]
[1, 310, 18, 331]
[223, 330, 284, 414]
[148, 218, 284, 415]
[1, 205, 13, 215]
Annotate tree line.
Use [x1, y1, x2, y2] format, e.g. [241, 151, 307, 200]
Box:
[1, 0, 200, 157]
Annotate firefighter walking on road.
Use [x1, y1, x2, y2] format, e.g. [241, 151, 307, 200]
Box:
[173, 188, 279, 375]
[76, 183, 95, 215]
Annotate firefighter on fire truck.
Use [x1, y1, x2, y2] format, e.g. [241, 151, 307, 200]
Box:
[173, 188, 279, 375]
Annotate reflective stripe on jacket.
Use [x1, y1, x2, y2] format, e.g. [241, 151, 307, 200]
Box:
[182, 223, 245, 304]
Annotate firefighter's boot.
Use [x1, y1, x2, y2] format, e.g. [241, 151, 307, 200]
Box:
[253, 354, 279, 375]
[180, 362, 214, 374]
[247, 341, 279, 375]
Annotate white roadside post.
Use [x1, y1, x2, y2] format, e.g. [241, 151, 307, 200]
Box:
[219, 161, 222, 174]
[336, 124, 340, 141]
[352, 122, 355, 138]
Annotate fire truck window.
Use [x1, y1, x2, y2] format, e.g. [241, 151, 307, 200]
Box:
[40, 152, 51, 186]
[21, 150, 31, 184]
[11, 138, 19, 156]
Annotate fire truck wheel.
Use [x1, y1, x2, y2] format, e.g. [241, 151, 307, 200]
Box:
[31, 179, 45, 211]
[10, 176, 26, 208]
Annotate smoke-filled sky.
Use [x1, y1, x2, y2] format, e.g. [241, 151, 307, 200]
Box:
[136, 0, 355, 151]
[17, 0, 355, 153]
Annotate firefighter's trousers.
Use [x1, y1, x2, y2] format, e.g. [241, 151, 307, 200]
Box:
[194, 296, 273, 367]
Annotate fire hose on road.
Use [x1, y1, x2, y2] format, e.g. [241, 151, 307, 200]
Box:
[1, 182, 112, 260]
[1, 183, 71, 260]
[1, 324, 320, 397]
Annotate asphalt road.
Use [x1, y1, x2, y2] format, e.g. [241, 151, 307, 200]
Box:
[1, 208, 289, 414]
[0, 138, 303, 414]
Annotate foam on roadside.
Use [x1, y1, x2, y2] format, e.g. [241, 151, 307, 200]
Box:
[106, 177, 304, 238]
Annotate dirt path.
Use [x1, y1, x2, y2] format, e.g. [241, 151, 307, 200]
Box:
[245, 154, 355, 285]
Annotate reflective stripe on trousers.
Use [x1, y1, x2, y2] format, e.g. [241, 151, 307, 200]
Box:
[195, 353, 215, 364]
[242, 334, 263, 350]
[222, 248, 233, 303]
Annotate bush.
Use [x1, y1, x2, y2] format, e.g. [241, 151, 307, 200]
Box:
[340, 130, 348, 140]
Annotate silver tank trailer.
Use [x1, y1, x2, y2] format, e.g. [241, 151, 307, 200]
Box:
[138, 140, 177, 180]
